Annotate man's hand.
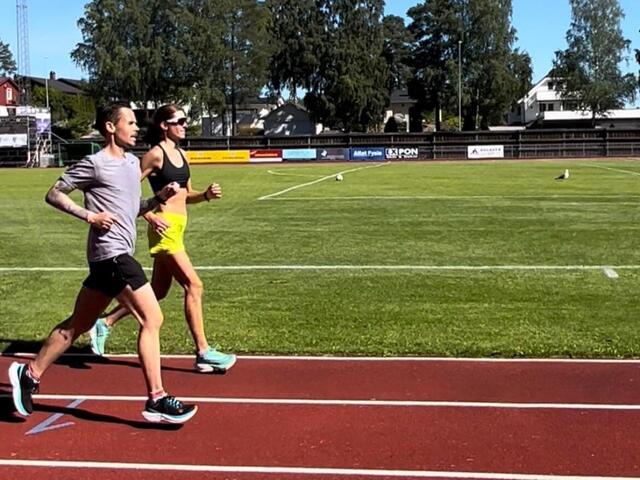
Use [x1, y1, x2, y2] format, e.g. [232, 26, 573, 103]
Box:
[146, 213, 171, 234]
[158, 181, 180, 202]
[87, 211, 118, 231]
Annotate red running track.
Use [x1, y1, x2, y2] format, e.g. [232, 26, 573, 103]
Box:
[1, 354, 640, 479]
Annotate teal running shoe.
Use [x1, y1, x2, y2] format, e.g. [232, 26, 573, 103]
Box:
[195, 347, 237, 373]
[88, 317, 110, 356]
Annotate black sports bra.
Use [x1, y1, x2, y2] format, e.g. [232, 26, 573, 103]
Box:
[148, 145, 191, 192]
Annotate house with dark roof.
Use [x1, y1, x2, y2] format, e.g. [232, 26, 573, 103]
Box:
[0, 78, 20, 107]
[17, 72, 87, 96]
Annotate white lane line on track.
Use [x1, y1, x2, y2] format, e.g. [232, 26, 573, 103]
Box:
[7, 394, 639, 410]
[257, 162, 388, 200]
[4, 264, 640, 273]
[0, 459, 638, 480]
[5, 353, 640, 363]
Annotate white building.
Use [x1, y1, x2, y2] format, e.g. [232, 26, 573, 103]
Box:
[507, 74, 640, 129]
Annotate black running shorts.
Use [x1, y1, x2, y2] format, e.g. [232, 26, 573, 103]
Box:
[83, 254, 148, 298]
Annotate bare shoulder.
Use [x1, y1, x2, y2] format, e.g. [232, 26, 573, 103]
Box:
[141, 146, 164, 169]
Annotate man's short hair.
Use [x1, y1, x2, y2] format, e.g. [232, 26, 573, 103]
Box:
[94, 103, 130, 136]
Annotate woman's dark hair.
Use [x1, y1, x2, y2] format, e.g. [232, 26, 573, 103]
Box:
[94, 102, 130, 137]
[143, 104, 180, 145]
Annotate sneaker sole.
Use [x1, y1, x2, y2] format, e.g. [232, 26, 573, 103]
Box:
[8, 363, 29, 417]
[141, 405, 198, 424]
[195, 355, 237, 374]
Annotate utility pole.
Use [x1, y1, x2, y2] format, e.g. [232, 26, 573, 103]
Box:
[458, 40, 462, 132]
[16, 0, 31, 105]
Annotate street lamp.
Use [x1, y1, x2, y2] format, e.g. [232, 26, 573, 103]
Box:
[458, 40, 462, 132]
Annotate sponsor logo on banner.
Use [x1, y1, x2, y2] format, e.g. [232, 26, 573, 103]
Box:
[282, 149, 317, 161]
[385, 147, 419, 160]
[317, 148, 349, 161]
[350, 147, 385, 161]
[0, 134, 28, 148]
[250, 149, 283, 163]
[467, 145, 504, 159]
[187, 150, 250, 164]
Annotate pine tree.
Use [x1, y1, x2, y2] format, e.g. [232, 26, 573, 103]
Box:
[553, 0, 636, 126]
[0, 39, 16, 76]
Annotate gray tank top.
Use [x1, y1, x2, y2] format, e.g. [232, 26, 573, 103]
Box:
[58, 150, 141, 262]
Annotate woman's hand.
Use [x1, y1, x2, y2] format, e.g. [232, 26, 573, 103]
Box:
[204, 183, 222, 201]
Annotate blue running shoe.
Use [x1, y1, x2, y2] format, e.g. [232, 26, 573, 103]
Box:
[142, 395, 198, 423]
[8, 362, 39, 416]
[195, 347, 237, 373]
[89, 317, 110, 356]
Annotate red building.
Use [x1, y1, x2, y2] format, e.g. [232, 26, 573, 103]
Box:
[0, 77, 20, 107]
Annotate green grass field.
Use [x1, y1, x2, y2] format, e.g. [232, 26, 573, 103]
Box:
[1, 158, 640, 357]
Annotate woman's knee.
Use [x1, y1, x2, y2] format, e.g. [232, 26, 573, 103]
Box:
[183, 277, 204, 297]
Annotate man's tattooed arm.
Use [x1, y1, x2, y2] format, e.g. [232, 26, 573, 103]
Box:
[45, 180, 92, 222]
[139, 195, 164, 216]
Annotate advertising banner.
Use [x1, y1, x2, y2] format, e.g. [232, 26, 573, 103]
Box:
[467, 145, 504, 159]
[0, 133, 28, 148]
[187, 150, 250, 164]
[349, 147, 386, 161]
[282, 148, 317, 161]
[316, 148, 349, 161]
[250, 149, 283, 163]
[385, 147, 419, 160]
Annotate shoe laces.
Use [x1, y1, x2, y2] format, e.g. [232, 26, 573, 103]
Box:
[164, 396, 183, 409]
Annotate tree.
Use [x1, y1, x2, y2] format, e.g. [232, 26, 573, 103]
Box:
[382, 15, 413, 93]
[305, 0, 389, 132]
[221, 0, 273, 135]
[553, 0, 636, 126]
[266, 0, 322, 100]
[72, 0, 190, 108]
[0, 39, 16, 76]
[406, 0, 462, 131]
[461, 0, 528, 130]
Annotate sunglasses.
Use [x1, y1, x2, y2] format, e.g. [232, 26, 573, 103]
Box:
[166, 117, 187, 126]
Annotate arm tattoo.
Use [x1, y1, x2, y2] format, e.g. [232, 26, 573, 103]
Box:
[139, 195, 163, 216]
[45, 180, 91, 222]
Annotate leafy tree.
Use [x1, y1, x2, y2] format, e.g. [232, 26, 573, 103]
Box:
[305, 0, 389, 132]
[553, 0, 636, 126]
[221, 0, 273, 135]
[382, 15, 413, 92]
[406, 0, 462, 131]
[461, 0, 527, 129]
[266, 0, 322, 100]
[0, 39, 16, 76]
[72, 0, 190, 108]
[31, 86, 95, 138]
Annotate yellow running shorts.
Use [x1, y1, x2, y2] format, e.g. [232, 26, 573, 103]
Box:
[147, 211, 187, 257]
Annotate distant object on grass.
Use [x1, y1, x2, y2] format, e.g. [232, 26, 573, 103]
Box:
[555, 169, 570, 180]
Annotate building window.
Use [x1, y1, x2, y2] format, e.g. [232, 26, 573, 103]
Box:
[540, 103, 547, 112]
[6, 88, 12, 102]
[547, 103, 554, 111]
[548, 82, 554, 90]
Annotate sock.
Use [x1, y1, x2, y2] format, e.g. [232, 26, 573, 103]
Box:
[26, 362, 41, 383]
[149, 389, 166, 402]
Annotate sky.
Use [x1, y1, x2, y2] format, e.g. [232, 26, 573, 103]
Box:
[1, 0, 639, 101]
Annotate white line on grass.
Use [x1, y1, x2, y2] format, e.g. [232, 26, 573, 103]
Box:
[261, 194, 640, 201]
[10, 394, 640, 410]
[603, 268, 619, 279]
[267, 170, 324, 178]
[583, 163, 640, 177]
[4, 264, 640, 273]
[1, 460, 638, 480]
[6, 353, 640, 363]
[257, 162, 389, 200]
